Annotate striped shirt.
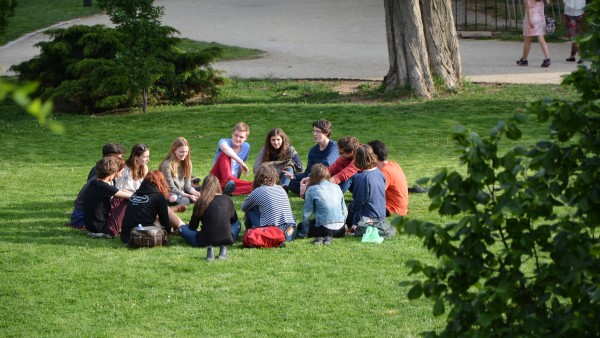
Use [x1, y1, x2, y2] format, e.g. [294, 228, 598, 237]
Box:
[241, 185, 296, 230]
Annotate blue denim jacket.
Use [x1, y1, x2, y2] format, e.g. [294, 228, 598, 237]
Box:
[302, 180, 348, 232]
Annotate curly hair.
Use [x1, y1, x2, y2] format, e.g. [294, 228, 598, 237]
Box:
[253, 163, 279, 189]
[337, 136, 360, 154]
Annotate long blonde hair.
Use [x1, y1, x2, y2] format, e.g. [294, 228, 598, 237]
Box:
[194, 174, 222, 217]
[161, 137, 191, 179]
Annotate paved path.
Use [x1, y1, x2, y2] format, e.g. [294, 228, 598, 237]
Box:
[0, 0, 581, 84]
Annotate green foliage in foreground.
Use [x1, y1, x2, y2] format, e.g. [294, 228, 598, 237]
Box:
[0, 81, 579, 337]
[400, 4, 600, 336]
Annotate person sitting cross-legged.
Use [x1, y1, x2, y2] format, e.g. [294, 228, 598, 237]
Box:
[299, 163, 347, 245]
[242, 163, 297, 241]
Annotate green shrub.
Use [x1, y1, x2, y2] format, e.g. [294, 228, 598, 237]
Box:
[399, 2, 600, 336]
[10, 24, 223, 113]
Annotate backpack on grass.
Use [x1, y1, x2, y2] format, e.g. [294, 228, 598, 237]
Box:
[128, 226, 169, 248]
[242, 226, 285, 248]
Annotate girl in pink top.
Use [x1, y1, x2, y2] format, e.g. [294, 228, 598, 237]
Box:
[516, 0, 551, 68]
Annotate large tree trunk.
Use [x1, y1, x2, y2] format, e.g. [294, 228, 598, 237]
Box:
[383, 0, 461, 98]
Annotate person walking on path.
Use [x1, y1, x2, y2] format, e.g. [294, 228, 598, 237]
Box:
[517, 0, 551, 67]
[563, 0, 586, 63]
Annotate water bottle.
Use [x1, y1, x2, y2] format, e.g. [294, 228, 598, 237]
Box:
[137, 224, 143, 230]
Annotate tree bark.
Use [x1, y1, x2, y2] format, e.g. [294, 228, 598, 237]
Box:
[384, 0, 461, 97]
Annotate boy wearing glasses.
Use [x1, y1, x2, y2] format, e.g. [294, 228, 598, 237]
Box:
[284, 119, 339, 196]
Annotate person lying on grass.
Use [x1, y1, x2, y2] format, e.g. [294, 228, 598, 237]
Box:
[84, 155, 133, 238]
[299, 163, 347, 245]
[121, 170, 187, 244]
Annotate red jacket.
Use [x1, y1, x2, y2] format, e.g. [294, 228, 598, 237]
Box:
[328, 156, 358, 184]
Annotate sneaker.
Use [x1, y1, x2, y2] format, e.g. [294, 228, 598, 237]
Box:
[323, 236, 333, 246]
[223, 180, 236, 196]
[566, 56, 576, 62]
[541, 58, 551, 68]
[408, 184, 429, 193]
[314, 237, 324, 245]
[516, 58, 528, 66]
[577, 59, 583, 64]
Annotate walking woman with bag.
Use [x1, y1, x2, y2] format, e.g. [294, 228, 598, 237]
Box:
[516, 0, 551, 67]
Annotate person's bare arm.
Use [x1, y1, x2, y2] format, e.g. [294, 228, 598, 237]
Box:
[114, 189, 133, 199]
[219, 142, 249, 174]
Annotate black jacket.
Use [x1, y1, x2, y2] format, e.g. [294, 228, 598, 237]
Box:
[121, 181, 170, 243]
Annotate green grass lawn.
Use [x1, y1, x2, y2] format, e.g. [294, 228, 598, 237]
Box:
[0, 80, 578, 336]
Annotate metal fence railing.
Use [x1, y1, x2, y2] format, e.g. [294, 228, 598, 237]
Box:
[452, 0, 563, 32]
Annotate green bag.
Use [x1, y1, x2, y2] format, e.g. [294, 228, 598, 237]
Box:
[361, 226, 384, 244]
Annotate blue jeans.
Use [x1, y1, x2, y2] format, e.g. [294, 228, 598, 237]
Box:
[339, 177, 353, 194]
[179, 221, 241, 247]
[280, 168, 293, 186]
[245, 208, 295, 241]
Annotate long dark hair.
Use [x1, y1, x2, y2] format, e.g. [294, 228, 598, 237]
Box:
[262, 128, 290, 162]
[194, 174, 222, 217]
[125, 143, 149, 181]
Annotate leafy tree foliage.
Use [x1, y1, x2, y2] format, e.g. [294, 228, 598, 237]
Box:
[11, 10, 223, 113]
[397, 3, 600, 337]
[98, 0, 169, 112]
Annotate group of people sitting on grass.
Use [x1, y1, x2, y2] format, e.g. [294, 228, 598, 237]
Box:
[68, 119, 421, 260]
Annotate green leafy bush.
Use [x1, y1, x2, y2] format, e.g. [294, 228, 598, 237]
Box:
[10, 23, 223, 113]
[398, 2, 600, 337]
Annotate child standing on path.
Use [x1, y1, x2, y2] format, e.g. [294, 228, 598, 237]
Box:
[517, 0, 551, 67]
